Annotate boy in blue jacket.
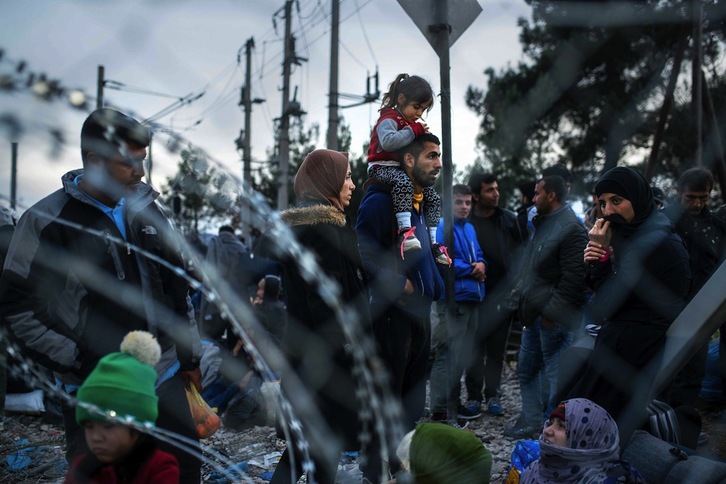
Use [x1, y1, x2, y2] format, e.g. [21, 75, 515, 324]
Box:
[430, 184, 487, 424]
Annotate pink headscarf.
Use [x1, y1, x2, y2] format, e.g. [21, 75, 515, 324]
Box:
[293, 149, 349, 211]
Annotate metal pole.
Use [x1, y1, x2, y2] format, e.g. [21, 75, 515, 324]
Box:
[277, 0, 293, 211]
[326, 0, 340, 150]
[96, 65, 104, 109]
[432, 0, 456, 424]
[10, 142, 17, 210]
[244, 37, 254, 185]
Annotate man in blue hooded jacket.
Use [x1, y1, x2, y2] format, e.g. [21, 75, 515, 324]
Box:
[356, 133, 444, 481]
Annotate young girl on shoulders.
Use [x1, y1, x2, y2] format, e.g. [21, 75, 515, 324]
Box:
[368, 73, 449, 265]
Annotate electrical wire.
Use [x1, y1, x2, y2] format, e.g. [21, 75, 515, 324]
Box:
[353, 0, 378, 66]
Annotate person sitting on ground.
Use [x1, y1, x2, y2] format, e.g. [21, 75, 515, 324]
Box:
[393, 422, 492, 483]
[66, 331, 179, 483]
[250, 274, 287, 352]
[521, 398, 644, 484]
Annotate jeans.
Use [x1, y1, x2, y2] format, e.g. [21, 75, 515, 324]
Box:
[518, 316, 574, 425]
[429, 301, 479, 413]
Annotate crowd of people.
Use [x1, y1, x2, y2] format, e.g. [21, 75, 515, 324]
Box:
[1, 70, 726, 484]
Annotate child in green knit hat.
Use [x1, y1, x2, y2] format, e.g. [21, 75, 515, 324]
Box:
[65, 331, 180, 483]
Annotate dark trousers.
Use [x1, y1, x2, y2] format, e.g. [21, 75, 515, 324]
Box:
[361, 304, 431, 483]
[63, 371, 201, 484]
[571, 321, 666, 447]
[465, 301, 511, 403]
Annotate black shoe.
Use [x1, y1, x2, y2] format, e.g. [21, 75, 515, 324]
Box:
[430, 412, 447, 422]
[504, 419, 540, 439]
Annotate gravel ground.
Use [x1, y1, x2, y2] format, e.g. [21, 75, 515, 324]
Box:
[1, 361, 724, 483]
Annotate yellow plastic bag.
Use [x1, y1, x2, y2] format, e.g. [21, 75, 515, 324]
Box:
[185, 382, 221, 439]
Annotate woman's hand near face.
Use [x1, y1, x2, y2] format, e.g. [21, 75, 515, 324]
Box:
[588, 218, 611, 247]
[584, 241, 608, 263]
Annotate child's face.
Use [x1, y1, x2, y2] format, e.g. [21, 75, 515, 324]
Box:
[396, 94, 431, 123]
[543, 417, 567, 447]
[84, 421, 140, 464]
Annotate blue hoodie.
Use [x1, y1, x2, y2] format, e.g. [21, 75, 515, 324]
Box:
[437, 218, 486, 303]
[356, 182, 444, 319]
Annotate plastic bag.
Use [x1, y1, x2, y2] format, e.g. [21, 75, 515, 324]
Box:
[505, 439, 540, 484]
[185, 382, 221, 439]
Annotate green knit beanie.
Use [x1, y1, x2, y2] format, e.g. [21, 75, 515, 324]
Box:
[76, 331, 161, 425]
[410, 422, 493, 484]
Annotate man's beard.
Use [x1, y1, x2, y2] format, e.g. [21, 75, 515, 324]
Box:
[412, 164, 436, 188]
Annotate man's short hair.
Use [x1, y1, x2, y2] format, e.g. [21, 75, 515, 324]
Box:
[468, 172, 497, 194]
[218, 225, 235, 234]
[518, 180, 536, 201]
[399, 133, 441, 161]
[539, 175, 567, 203]
[453, 184, 472, 197]
[678, 167, 714, 193]
[542, 164, 573, 184]
[81, 108, 150, 164]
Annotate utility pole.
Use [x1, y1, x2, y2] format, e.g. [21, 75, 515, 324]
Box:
[277, 0, 294, 211]
[326, 0, 340, 150]
[692, 0, 703, 167]
[10, 142, 17, 210]
[96, 65, 104, 109]
[243, 37, 255, 185]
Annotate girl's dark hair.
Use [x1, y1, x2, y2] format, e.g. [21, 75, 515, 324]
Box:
[380, 74, 434, 112]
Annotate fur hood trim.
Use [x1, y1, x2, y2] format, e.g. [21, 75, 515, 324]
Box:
[281, 204, 346, 227]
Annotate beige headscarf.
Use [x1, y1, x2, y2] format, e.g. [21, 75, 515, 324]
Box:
[293, 149, 349, 211]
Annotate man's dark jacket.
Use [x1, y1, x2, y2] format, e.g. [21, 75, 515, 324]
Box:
[515, 205, 588, 329]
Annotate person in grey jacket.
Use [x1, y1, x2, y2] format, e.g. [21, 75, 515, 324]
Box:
[0, 108, 202, 483]
[505, 175, 588, 439]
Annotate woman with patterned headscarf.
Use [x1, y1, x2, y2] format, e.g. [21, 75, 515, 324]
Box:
[521, 398, 644, 483]
[571, 166, 691, 444]
[270, 149, 374, 484]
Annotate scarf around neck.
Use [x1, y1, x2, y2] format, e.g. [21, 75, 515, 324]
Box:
[521, 398, 644, 483]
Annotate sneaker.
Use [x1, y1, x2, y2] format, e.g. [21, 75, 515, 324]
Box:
[504, 418, 540, 439]
[397, 227, 422, 258]
[432, 243, 452, 266]
[486, 397, 505, 416]
[457, 404, 481, 420]
[464, 400, 482, 415]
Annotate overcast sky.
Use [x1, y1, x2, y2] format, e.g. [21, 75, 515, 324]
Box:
[0, 0, 530, 212]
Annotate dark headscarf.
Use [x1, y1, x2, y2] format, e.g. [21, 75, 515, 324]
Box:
[293, 149, 349, 211]
[521, 398, 645, 483]
[594, 167, 655, 230]
[262, 275, 281, 301]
